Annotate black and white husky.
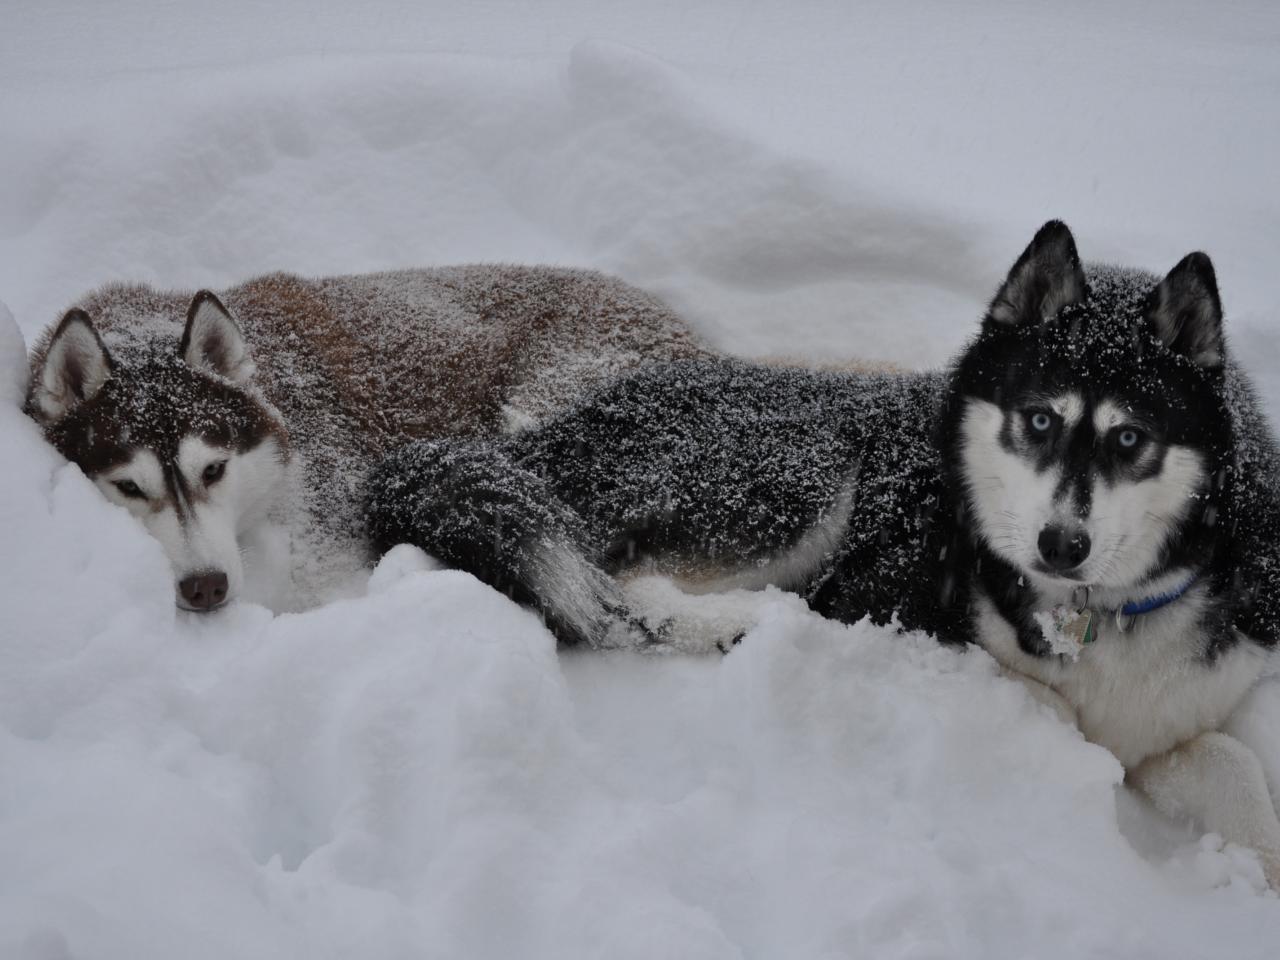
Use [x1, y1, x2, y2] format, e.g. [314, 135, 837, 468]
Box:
[366, 222, 1280, 884]
[25, 267, 702, 610]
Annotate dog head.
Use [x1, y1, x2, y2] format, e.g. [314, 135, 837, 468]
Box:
[26, 292, 289, 611]
[952, 221, 1230, 595]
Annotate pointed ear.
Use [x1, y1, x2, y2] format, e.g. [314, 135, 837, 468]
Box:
[1144, 252, 1223, 368]
[180, 291, 254, 383]
[986, 220, 1088, 329]
[30, 309, 114, 424]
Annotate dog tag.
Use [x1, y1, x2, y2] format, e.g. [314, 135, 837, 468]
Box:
[1061, 607, 1095, 646]
[1037, 604, 1095, 660]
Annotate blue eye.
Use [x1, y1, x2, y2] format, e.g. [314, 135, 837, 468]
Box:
[1118, 429, 1140, 449]
[1029, 412, 1053, 433]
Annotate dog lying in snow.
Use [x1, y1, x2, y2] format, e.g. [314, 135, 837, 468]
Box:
[366, 223, 1280, 886]
[25, 267, 704, 610]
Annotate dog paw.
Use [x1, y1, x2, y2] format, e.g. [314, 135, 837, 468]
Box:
[715, 631, 747, 655]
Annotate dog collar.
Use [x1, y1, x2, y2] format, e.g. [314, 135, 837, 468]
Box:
[1118, 575, 1199, 618]
[1070, 574, 1199, 634]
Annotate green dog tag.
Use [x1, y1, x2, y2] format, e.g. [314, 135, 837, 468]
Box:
[1063, 607, 1095, 645]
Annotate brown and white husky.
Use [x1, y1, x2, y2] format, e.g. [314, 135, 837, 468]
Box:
[25, 266, 703, 611]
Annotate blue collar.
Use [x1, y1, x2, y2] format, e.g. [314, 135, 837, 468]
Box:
[1118, 575, 1199, 618]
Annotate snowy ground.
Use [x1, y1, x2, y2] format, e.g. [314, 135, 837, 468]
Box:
[3, 2, 1280, 957]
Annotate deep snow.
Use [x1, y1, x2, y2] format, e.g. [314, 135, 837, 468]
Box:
[3, 3, 1280, 958]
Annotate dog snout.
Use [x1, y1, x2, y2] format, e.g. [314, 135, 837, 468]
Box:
[178, 571, 229, 611]
[1037, 525, 1091, 573]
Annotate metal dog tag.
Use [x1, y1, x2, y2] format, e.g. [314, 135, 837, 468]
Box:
[1061, 607, 1095, 646]
[1042, 604, 1095, 658]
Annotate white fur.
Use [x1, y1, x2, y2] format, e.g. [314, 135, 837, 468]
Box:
[1130, 732, 1280, 887]
[619, 574, 775, 655]
[975, 588, 1267, 768]
[961, 392, 1280, 884]
[95, 436, 287, 610]
[1050, 390, 1085, 429]
[961, 396, 1258, 765]
[960, 398, 1061, 568]
[980, 586, 1280, 880]
[1084, 446, 1205, 589]
[1092, 399, 1131, 434]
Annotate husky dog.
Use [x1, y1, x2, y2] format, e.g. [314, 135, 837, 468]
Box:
[25, 267, 703, 610]
[366, 222, 1280, 884]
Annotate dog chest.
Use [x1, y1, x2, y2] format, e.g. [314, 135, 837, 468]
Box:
[974, 592, 1266, 768]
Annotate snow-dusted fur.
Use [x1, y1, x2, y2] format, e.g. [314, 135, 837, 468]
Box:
[26, 267, 704, 608]
[366, 223, 1280, 884]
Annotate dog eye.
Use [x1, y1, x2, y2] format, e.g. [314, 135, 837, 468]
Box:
[1116, 428, 1142, 450]
[1027, 411, 1054, 434]
[203, 461, 227, 486]
[114, 479, 146, 499]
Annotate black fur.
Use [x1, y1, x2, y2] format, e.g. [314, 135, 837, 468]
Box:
[366, 225, 1280, 655]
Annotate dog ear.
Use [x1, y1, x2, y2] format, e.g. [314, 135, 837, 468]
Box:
[180, 291, 255, 383]
[30, 309, 114, 424]
[986, 220, 1087, 329]
[1144, 252, 1224, 368]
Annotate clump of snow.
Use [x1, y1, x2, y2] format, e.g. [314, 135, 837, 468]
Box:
[1033, 608, 1087, 661]
[367, 543, 443, 595]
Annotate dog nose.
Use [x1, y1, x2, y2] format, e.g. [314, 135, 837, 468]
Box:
[1037, 525, 1091, 572]
[178, 571, 229, 611]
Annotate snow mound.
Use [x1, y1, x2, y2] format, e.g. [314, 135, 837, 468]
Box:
[3, 403, 1279, 956]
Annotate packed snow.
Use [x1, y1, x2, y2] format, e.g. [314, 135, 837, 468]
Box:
[3, 2, 1280, 958]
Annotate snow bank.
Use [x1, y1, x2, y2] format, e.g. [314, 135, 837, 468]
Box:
[0, 40, 987, 376]
[0, 299, 25, 408]
[4, 2, 1280, 956]
[3, 386, 1280, 957]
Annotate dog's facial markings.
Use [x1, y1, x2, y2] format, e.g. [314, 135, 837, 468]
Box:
[100, 450, 165, 514]
[955, 228, 1231, 595]
[961, 388, 1206, 591]
[89, 435, 281, 611]
[29, 297, 289, 611]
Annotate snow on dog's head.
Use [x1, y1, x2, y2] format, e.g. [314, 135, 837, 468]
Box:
[950, 221, 1229, 594]
[26, 292, 289, 611]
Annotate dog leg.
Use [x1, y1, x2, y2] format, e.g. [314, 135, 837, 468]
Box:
[366, 438, 656, 648]
[616, 574, 771, 655]
[1129, 731, 1280, 887]
[1222, 676, 1280, 812]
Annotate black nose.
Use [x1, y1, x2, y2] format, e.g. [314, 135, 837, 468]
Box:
[178, 571, 229, 611]
[1037, 526, 1091, 572]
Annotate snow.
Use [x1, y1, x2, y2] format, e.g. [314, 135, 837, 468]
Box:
[4, 2, 1280, 957]
[0, 298, 26, 408]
